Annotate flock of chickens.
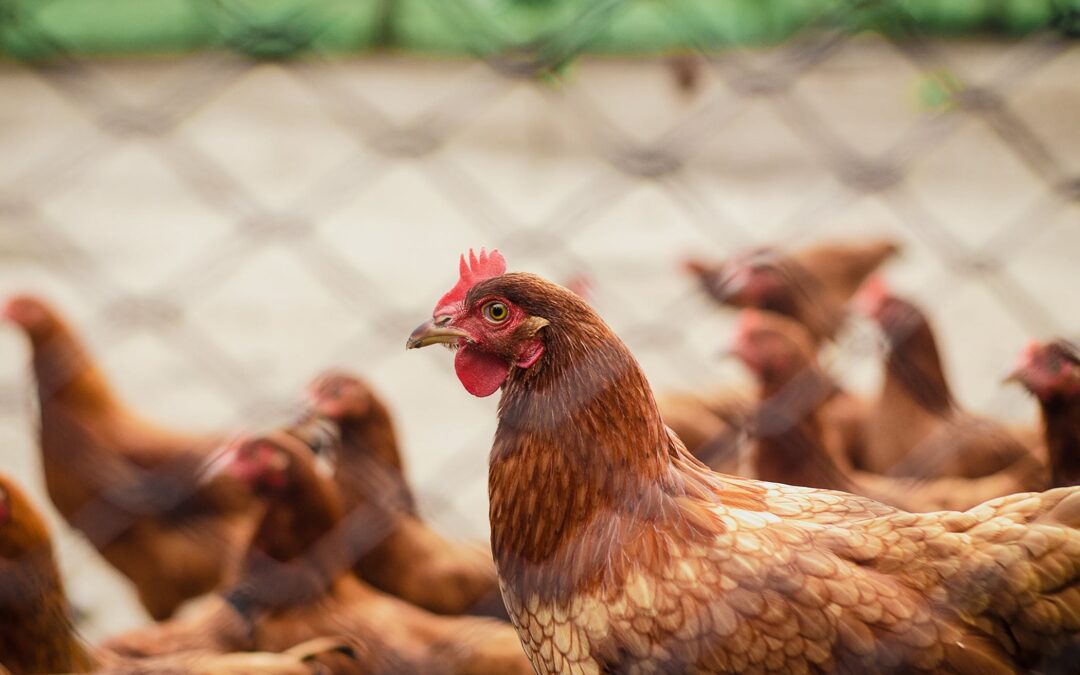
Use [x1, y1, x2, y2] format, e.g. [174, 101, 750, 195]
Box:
[1, 239, 1078, 674]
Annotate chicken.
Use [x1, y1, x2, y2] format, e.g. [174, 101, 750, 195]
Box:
[294, 371, 507, 619]
[0, 473, 97, 674]
[2, 294, 260, 620]
[730, 310, 864, 491]
[667, 238, 891, 466]
[660, 347, 866, 475]
[853, 277, 1043, 481]
[0, 472, 354, 675]
[732, 309, 1045, 511]
[301, 371, 416, 514]
[202, 432, 533, 675]
[1009, 339, 1080, 488]
[407, 249, 1080, 673]
[684, 237, 899, 344]
[725, 308, 868, 476]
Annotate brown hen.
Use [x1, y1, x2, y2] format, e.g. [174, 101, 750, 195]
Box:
[0, 473, 97, 674]
[684, 237, 899, 343]
[408, 249, 1080, 674]
[296, 370, 506, 618]
[1009, 339, 1080, 488]
[733, 309, 1045, 512]
[203, 432, 532, 674]
[731, 310, 867, 492]
[0, 473, 356, 675]
[854, 278, 1043, 482]
[3, 295, 260, 620]
[668, 238, 890, 467]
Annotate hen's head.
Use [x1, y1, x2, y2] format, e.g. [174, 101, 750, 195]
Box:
[0, 474, 51, 560]
[306, 370, 373, 420]
[407, 249, 560, 397]
[731, 310, 817, 390]
[684, 247, 793, 308]
[210, 435, 299, 498]
[1, 295, 63, 340]
[1008, 340, 1080, 402]
[853, 276, 926, 348]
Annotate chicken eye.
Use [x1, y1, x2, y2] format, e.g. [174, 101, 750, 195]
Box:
[482, 301, 510, 324]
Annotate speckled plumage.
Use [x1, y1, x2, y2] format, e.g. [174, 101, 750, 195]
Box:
[435, 272, 1080, 674]
[501, 466, 1080, 674]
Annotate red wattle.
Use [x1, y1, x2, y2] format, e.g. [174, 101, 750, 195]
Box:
[455, 346, 510, 398]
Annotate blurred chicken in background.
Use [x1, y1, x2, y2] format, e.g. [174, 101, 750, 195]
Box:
[853, 277, 1045, 481]
[104, 428, 531, 673]
[664, 237, 895, 471]
[2, 295, 261, 621]
[137, 432, 531, 673]
[1009, 339, 1080, 488]
[728, 309, 856, 488]
[296, 370, 506, 618]
[0, 472, 97, 674]
[0, 472, 358, 674]
[684, 237, 900, 343]
[731, 309, 1046, 511]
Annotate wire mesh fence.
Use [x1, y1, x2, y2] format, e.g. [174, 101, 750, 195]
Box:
[1, 0, 1079, 648]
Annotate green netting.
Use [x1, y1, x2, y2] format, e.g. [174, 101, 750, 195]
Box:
[0, 0, 1076, 61]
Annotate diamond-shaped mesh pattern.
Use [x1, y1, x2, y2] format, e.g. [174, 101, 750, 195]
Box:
[1, 0, 1078, 644]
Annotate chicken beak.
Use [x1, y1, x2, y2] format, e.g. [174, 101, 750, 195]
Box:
[406, 317, 470, 350]
[1002, 365, 1026, 386]
[197, 437, 243, 485]
[717, 344, 739, 361]
[1003, 341, 1038, 385]
[714, 265, 748, 299]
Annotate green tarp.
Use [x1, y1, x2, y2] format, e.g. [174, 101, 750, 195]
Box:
[1, 0, 1075, 61]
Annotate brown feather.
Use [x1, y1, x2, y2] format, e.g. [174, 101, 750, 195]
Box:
[7, 295, 259, 620]
[222, 433, 530, 674]
[296, 373, 505, 618]
[434, 272, 1080, 674]
[865, 295, 1044, 485]
[0, 474, 98, 674]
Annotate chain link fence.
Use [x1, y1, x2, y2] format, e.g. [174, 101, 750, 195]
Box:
[1, 0, 1079, 644]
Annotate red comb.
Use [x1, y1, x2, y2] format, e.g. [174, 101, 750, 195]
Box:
[434, 248, 506, 316]
[853, 274, 890, 315]
[1, 295, 32, 322]
[1015, 339, 1042, 367]
[1, 294, 51, 329]
[734, 309, 762, 339]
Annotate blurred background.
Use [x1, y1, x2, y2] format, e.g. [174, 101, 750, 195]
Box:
[1, 0, 1078, 642]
